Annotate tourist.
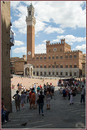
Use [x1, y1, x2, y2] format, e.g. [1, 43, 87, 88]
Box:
[24, 86, 26, 92]
[58, 79, 61, 86]
[13, 90, 21, 111]
[39, 84, 42, 89]
[26, 90, 29, 103]
[51, 85, 55, 96]
[80, 85, 85, 103]
[31, 91, 36, 109]
[46, 91, 51, 110]
[17, 83, 19, 88]
[68, 87, 71, 100]
[33, 84, 36, 92]
[24, 91, 27, 103]
[63, 88, 66, 99]
[36, 90, 40, 108]
[20, 91, 25, 108]
[29, 89, 33, 109]
[38, 91, 44, 116]
[43, 84, 47, 95]
[70, 88, 74, 105]
[37, 86, 40, 92]
[2, 98, 10, 123]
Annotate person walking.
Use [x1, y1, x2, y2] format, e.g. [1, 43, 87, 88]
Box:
[31, 91, 36, 109]
[38, 91, 44, 116]
[20, 91, 25, 108]
[70, 88, 74, 105]
[26, 90, 29, 103]
[37, 86, 40, 93]
[46, 91, 51, 110]
[29, 89, 33, 109]
[63, 88, 66, 99]
[80, 85, 85, 103]
[13, 90, 21, 111]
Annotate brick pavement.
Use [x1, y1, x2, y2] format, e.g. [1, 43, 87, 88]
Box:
[2, 88, 85, 128]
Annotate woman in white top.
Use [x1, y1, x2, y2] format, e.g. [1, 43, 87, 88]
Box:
[70, 88, 74, 105]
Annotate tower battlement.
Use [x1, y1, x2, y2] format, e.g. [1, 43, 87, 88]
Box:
[46, 39, 67, 46]
[46, 42, 63, 46]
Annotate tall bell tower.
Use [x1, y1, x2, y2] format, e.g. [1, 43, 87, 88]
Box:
[26, 4, 36, 63]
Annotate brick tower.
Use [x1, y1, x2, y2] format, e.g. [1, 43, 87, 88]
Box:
[26, 4, 36, 63]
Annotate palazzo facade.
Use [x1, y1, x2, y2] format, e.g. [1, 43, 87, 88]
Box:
[25, 4, 84, 78]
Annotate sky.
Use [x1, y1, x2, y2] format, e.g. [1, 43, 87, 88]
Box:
[10, 1, 86, 58]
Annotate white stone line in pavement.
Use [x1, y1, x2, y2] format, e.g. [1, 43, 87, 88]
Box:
[21, 114, 34, 116]
[9, 116, 33, 119]
[29, 120, 44, 125]
[75, 122, 85, 128]
[32, 123, 53, 128]
[10, 116, 33, 121]
[68, 109, 85, 112]
[62, 107, 85, 111]
[3, 123, 20, 127]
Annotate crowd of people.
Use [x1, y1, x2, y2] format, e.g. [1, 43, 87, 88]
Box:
[58, 78, 85, 105]
[2, 78, 85, 124]
[12, 83, 55, 116]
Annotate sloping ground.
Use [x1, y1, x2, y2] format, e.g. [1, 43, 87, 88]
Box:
[2, 90, 85, 128]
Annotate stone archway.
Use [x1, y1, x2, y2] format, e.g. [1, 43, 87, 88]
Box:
[25, 67, 30, 76]
[25, 67, 27, 75]
[24, 64, 33, 77]
[31, 68, 33, 76]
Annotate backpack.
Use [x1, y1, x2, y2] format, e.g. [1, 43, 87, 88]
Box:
[72, 91, 76, 96]
[63, 89, 66, 94]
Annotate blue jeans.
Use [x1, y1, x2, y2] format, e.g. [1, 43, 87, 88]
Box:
[39, 103, 44, 114]
[81, 94, 85, 103]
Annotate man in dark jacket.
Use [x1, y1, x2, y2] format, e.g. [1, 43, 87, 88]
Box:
[38, 91, 44, 116]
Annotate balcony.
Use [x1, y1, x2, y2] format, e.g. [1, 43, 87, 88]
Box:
[10, 30, 14, 47]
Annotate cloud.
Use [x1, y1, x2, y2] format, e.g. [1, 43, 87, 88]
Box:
[43, 40, 47, 43]
[11, 1, 86, 35]
[13, 47, 26, 54]
[35, 44, 46, 54]
[44, 26, 64, 34]
[52, 35, 86, 45]
[35, 19, 46, 34]
[11, 1, 20, 9]
[14, 40, 24, 46]
[12, 5, 27, 34]
[75, 44, 86, 50]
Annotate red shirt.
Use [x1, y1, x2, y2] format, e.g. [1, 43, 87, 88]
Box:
[29, 92, 32, 98]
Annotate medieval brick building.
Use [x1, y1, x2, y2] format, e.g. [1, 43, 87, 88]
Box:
[10, 55, 26, 75]
[11, 4, 85, 78]
[24, 4, 84, 78]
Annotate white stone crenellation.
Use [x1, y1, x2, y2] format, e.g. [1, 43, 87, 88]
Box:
[26, 16, 36, 26]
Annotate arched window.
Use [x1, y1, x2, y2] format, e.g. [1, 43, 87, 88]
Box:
[49, 72, 51, 75]
[37, 72, 39, 76]
[60, 65, 63, 68]
[56, 72, 58, 75]
[40, 72, 42, 76]
[44, 65, 46, 68]
[44, 72, 46, 76]
[33, 72, 35, 75]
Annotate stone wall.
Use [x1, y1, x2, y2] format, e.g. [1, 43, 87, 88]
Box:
[15, 61, 25, 75]
[1, 1, 12, 111]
